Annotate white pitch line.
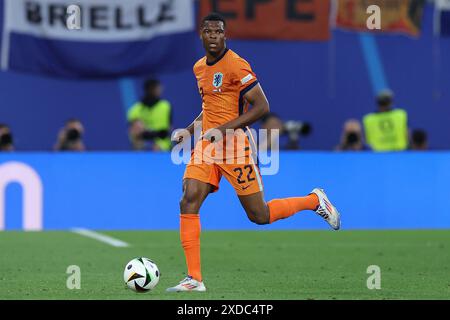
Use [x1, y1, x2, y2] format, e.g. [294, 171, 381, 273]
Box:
[72, 228, 129, 248]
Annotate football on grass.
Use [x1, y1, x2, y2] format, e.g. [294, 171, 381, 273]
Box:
[124, 257, 160, 292]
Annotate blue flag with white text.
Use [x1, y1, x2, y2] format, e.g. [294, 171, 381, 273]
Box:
[0, 0, 198, 78]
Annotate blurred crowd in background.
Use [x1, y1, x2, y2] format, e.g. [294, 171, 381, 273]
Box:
[0, 78, 428, 153]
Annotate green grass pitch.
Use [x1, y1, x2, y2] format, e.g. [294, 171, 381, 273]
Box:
[0, 230, 449, 300]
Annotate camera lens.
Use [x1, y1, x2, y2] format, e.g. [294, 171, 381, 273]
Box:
[0, 133, 13, 146]
[346, 132, 359, 144]
[66, 128, 81, 141]
[141, 131, 155, 140]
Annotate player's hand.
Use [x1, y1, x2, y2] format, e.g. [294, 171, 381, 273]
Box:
[171, 129, 191, 145]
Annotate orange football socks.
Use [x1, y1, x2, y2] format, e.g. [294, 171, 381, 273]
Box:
[180, 214, 202, 282]
[268, 194, 319, 224]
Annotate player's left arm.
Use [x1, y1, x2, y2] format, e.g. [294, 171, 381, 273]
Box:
[218, 84, 270, 133]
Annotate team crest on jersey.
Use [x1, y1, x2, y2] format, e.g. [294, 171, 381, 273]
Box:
[213, 72, 224, 88]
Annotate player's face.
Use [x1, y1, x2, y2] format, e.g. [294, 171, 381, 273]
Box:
[201, 21, 226, 56]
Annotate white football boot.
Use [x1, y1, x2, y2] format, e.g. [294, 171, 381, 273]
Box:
[166, 276, 206, 292]
[311, 188, 341, 230]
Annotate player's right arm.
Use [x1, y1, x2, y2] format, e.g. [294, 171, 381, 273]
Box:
[172, 111, 203, 144]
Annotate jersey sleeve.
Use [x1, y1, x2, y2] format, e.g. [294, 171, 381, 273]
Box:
[233, 58, 259, 95]
[192, 57, 204, 80]
[127, 103, 141, 122]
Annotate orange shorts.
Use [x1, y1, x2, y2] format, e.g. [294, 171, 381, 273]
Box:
[183, 148, 264, 196]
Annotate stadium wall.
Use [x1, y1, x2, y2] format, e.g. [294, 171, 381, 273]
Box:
[1, 152, 449, 231]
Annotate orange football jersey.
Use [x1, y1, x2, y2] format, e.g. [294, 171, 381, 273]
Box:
[193, 48, 259, 133]
[185, 49, 263, 193]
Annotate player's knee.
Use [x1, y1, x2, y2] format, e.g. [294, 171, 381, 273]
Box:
[247, 211, 270, 225]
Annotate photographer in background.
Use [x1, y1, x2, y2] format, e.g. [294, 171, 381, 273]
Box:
[260, 113, 311, 151]
[0, 124, 14, 151]
[54, 118, 86, 151]
[363, 89, 408, 151]
[283, 120, 312, 150]
[335, 119, 367, 151]
[128, 119, 170, 151]
[127, 78, 172, 151]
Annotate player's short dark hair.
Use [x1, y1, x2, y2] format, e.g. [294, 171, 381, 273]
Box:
[201, 12, 226, 28]
[0, 123, 9, 130]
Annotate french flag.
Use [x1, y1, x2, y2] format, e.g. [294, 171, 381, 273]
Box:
[435, 0, 450, 37]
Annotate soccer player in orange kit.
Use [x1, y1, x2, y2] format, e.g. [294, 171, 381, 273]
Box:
[167, 13, 341, 292]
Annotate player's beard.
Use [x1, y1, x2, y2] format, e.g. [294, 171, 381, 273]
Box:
[208, 45, 226, 58]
